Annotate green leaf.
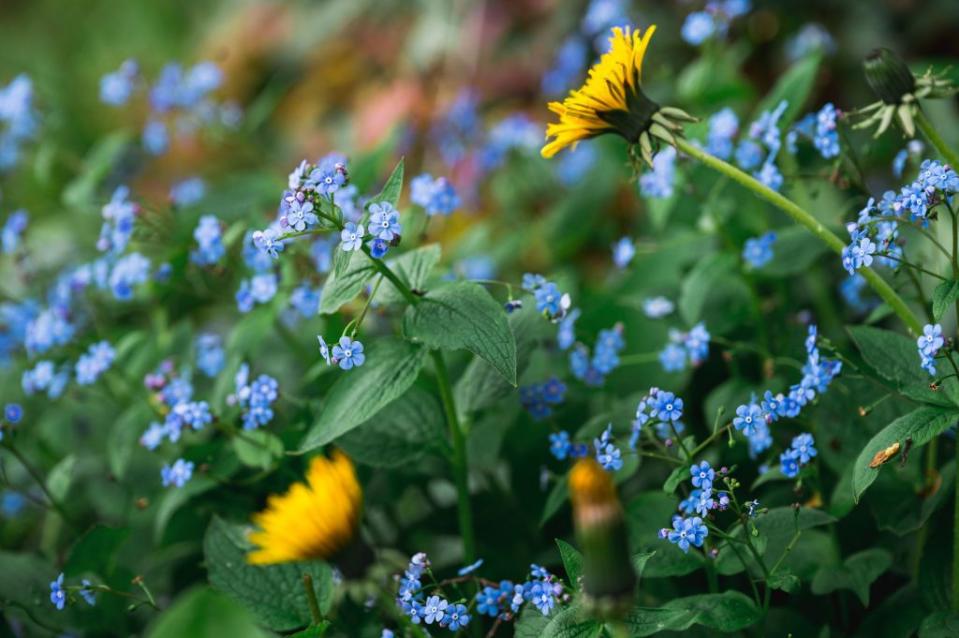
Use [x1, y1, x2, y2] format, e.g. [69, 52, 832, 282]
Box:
[145, 587, 270, 638]
[761, 226, 830, 277]
[768, 569, 801, 593]
[556, 539, 583, 586]
[625, 591, 762, 636]
[233, 431, 284, 469]
[541, 480, 569, 527]
[404, 281, 517, 384]
[290, 622, 331, 638]
[715, 507, 836, 576]
[331, 245, 353, 279]
[319, 251, 375, 314]
[47, 454, 76, 501]
[853, 405, 959, 502]
[64, 525, 129, 578]
[61, 131, 131, 210]
[933, 280, 959, 322]
[514, 606, 553, 638]
[300, 338, 427, 451]
[455, 299, 551, 413]
[108, 403, 152, 480]
[338, 386, 446, 467]
[847, 325, 955, 406]
[920, 611, 959, 637]
[367, 158, 405, 208]
[154, 476, 216, 542]
[754, 54, 821, 128]
[540, 607, 603, 638]
[679, 252, 732, 325]
[377, 243, 442, 304]
[811, 548, 893, 606]
[204, 517, 334, 631]
[662, 465, 687, 494]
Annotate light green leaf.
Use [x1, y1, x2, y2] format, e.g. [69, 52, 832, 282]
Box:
[331, 245, 353, 279]
[367, 158, 405, 208]
[377, 243, 442, 305]
[319, 251, 375, 314]
[108, 403, 152, 479]
[853, 406, 959, 502]
[761, 226, 829, 277]
[47, 454, 76, 501]
[404, 281, 517, 384]
[625, 591, 762, 636]
[290, 622, 331, 638]
[204, 517, 333, 631]
[754, 54, 821, 128]
[933, 280, 959, 322]
[679, 253, 733, 325]
[233, 431, 284, 469]
[300, 338, 427, 451]
[662, 465, 687, 494]
[540, 607, 603, 638]
[338, 386, 446, 467]
[811, 548, 893, 605]
[61, 131, 131, 210]
[145, 587, 270, 638]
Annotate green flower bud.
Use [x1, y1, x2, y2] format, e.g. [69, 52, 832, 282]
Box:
[864, 48, 916, 105]
[569, 458, 637, 618]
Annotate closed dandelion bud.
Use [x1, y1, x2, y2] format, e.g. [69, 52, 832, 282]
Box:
[864, 48, 916, 105]
[569, 458, 636, 618]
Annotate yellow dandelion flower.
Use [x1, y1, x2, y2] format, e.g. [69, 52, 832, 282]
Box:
[247, 451, 361, 565]
[542, 25, 695, 165]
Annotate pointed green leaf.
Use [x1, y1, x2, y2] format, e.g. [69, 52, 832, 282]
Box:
[933, 280, 959, 322]
[300, 338, 427, 451]
[625, 591, 762, 636]
[320, 251, 375, 314]
[145, 587, 270, 638]
[404, 281, 516, 384]
[811, 548, 893, 606]
[368, 158, 405, 208]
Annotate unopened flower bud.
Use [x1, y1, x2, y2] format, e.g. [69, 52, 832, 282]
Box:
[864, 48, 916, 105]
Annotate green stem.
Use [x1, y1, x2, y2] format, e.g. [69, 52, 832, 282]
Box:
[302, 574, 322, 624]
[954, 451, 959, 610]
[674, 136, 923, 336]
[915, 109, 959, 170]
[431, 350, 476, 563]
[2, 443, 72, 522]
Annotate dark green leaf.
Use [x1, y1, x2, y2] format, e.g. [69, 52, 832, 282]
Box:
[455, 299, 551, 413]
[768, 569, 801, 593]
[338, 386, 446, 467]
[625, 591, 762, 636]
[404, 281, 517, 384]
[154, 476, 216, 541]
[811, 548, 893, 606]
[300, 338, 427, 451]
[933, 280, 959, 322]
[539, 607, 603, 638]
[204, 517, 333, 631]
[556, 539, 583, 586]
[761, 226, 829, 277]
[64, 525, 129, 578]
[145, 587, 270, 638]
[853, 406, 959, 502]
[290, 622, 331, 638]
[921, 612, 959, 638]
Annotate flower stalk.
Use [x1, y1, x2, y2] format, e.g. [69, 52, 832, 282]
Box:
[672, 136, 924, 335]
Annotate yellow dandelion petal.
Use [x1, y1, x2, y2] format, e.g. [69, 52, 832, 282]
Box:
[247, 450, 362, 565]
[542, 25, 660, 159]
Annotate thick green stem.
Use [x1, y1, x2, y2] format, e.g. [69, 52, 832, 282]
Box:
[431, 350, 476, 564]
[674, 136, 924, 335]
[915, 109, 959, 170]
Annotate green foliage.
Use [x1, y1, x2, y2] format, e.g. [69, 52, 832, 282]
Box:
[300, 338, 427, 450]
[203, 517, 333, 631]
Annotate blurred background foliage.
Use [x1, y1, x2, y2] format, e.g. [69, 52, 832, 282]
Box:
[0, 0, 958, 636]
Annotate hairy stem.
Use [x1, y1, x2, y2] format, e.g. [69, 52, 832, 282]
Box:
[674, 136, 923, 335]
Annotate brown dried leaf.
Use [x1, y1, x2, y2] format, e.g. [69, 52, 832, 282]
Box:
[868, 441, 901, 468]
